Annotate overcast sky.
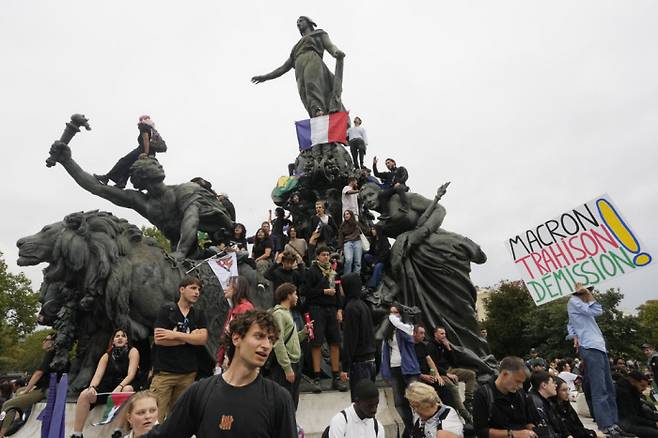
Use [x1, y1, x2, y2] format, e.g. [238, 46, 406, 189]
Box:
[1, 1, 656, 312]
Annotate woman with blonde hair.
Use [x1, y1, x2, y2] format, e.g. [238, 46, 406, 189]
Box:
[122, 390, 158, 437]
[405, 381, 464, 438]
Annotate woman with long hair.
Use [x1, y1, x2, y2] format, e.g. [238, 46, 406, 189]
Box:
[215, 276, 254, 370]
[231, 223, 248, 251]
[122, 390, 159, 437]
[552, 377, 597, 438]
[338, 209, 364, 274]
[71, 329, 139, 437]
[364, 224, 391, 290]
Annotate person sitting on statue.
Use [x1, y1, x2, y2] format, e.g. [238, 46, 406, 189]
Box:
[363, 224, 390, 291]
[48, 142, 235, 259]
[0, 333, 69, 438]
[252, 16, 347, 118]
[309, 200, 338, 250]
[347, 116, 368, 169]
[372, 156, 409, 220]
[71, 328, 139, 438]
[251, 227, 274, 275]
[94, 115, 166, 189]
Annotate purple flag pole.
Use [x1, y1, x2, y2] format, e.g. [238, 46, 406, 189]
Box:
[37, 373, 57, 438]
[48, 373, 67, 438]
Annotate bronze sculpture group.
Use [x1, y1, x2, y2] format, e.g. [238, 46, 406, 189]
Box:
[19, 16, 495, 393]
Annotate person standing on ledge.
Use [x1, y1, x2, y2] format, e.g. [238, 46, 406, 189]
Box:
[150, 276, 208, 422]
[372, 156, 409, 220]
[95, 115, 166, 189]
[252, 16, 347, 118]
[566, 283, 634, 438]
[347, 116, 368, 169]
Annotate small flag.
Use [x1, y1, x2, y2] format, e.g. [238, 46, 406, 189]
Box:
[92, 392, 134, 426]
[38, 373, 67, 438]
[208, 252, 239, 288]
[295, 112, 348, 151]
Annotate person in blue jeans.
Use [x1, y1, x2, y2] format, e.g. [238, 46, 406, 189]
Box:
[566, 283, 635, 438]
[338, 210, 365, 274]
[381, 306, 420, 438]
[363, 225, 390, 291]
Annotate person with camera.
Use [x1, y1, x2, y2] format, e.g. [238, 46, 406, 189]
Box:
[566, 283, 634, 438]
[149, 276, 208, 422]
[527, 371, 570, 438]
[301, 245, 346, 393]
[381, 305, 421, 438]
[473, 356, 538, 438]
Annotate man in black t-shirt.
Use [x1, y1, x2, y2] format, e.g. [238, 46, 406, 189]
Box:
[0, 333, 68, 437]
[144, 310, 297, 438]
[150, 276, 208, 422]
[473, 356, 538, 438]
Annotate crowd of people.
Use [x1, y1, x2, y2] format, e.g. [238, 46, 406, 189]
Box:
[2, 117, 658, 438]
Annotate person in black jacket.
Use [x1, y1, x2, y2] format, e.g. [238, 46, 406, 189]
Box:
[338, 272, 376, 401]
[372, 156, 409, 220]
[615, 371, 658, 438]
[527, 371, 568, 438]
[301, 245, 346, 393]
[552, 377, 597, 438]
[265, 251, 304, 292]
[363, 225, 390, 291]
[309, 201, 338, 250]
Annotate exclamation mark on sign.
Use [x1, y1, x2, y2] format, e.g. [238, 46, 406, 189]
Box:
[596, 198, 652, 266]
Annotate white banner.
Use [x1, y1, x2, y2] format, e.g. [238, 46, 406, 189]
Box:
[207, 252, 238, 288]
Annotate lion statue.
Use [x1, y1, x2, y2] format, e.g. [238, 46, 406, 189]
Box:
[16, 210, 267, 393]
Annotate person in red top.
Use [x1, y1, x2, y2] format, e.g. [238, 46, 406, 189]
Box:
[216, 276, 254, 370]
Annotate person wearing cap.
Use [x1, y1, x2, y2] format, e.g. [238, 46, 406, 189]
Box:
[566, 283, 634, 438]
[614, 370, 658, 438]
[641, 343, 658, 392]
[526, 348, 547, 372]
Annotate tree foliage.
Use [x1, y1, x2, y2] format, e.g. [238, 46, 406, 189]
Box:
[0, 251, 40, 372]
[141, 225, 172, 252]
[483, 281, 647, 361]
[637, 299, 658, 347]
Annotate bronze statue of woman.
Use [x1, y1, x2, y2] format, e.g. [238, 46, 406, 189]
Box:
[252, 16, 347, 118]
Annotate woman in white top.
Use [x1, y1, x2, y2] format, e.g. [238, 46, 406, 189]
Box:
[405, 381, 464, 438]
[556, 360, 581, 401]
[122, 391, 159, 438]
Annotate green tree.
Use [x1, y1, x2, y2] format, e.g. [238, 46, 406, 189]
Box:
[141, 225, 171, 252]
[0, 252, 40, 372]
[637, 299, 658, 347]
[483, 281, 645, 361]
[483, 281, 535, 358]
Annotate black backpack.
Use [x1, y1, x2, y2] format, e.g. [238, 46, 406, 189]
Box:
[321, 409, 379, 438]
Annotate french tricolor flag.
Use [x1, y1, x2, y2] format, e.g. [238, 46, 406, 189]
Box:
[295, 112, 348, 151]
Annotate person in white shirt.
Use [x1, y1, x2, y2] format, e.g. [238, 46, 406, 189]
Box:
[341, 177, 360, 217]
[328, 380, 385, 438]
[405, 381, 464, 438]
[347, 116, 368, 169]
[556, 359, 580, 401]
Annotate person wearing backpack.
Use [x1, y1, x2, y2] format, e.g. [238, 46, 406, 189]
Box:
[94, 115, 167, 189]
[324, 379, 384, 438]
[472, 356, 538, 438]
[405, 381, 464, 438]
[264, 282, 312, 409]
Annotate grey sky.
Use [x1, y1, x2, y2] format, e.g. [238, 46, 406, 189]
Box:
[1, 1, 656, 311]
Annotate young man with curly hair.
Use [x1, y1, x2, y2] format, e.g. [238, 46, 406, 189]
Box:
[144, 310, 297, 437]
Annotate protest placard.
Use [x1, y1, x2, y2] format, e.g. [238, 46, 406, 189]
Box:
[507, 194, 652, 305]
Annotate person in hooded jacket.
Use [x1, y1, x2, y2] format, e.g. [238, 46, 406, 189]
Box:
[338, 272, 377, 401]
